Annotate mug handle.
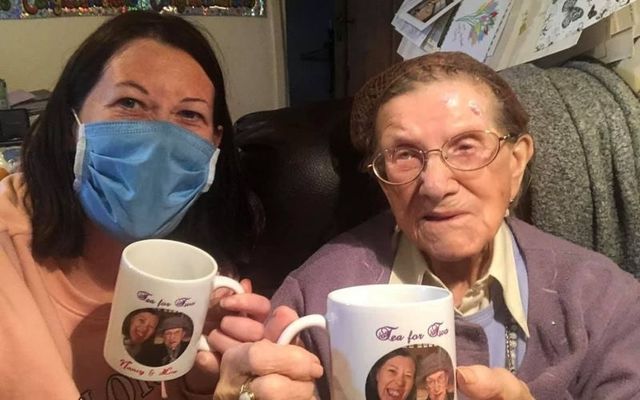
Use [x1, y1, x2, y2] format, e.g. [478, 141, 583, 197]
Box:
[214, 275, 245, 295]
[197, 276, 246, 351]
[276, 314, 327, 345]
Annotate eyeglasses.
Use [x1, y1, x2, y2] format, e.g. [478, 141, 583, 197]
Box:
[425, 374, 447, 388]
[368, 130, 513, 185]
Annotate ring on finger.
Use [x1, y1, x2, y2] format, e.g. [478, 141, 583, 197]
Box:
[238, 376, 256, 400]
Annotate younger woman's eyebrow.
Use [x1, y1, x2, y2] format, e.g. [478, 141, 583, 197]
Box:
[115, 81, 211, 107]
[115, 80, 149, 94]
[180, 97, 210, 106]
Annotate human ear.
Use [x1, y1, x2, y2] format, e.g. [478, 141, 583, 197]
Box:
[213, 124, 223, 147]
[509, 134, 534, 201]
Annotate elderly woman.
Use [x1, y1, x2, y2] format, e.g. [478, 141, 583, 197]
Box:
[271, 52, 640, 399]
[415, 349, 453, 400]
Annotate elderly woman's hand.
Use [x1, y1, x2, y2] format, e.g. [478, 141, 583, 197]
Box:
[185, 278, 272, 393]
[211, 305, 322, 399]
[213, 339, 323, 400]
[456, 365, 533, 400]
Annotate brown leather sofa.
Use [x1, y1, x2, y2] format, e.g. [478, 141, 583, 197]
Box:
[235, 98, 389, 297]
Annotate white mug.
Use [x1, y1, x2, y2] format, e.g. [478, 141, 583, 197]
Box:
[104, 239, 243, 381]
[278, 284, 456, 400]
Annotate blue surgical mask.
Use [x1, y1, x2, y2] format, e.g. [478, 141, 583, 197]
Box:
[72, 112, 220, 243]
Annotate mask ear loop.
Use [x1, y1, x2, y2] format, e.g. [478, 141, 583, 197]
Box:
[200, 125, 224, 192]
[202, 146, 220, 192]
[71, 110, 86, 191]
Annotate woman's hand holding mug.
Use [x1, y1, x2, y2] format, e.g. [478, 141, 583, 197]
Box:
[187, 278, 272, 393]
[213, 306, 323, 400]
[456, 365, 533, 400]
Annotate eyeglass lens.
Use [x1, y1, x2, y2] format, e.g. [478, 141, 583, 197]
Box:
[372, 130, 502, 184]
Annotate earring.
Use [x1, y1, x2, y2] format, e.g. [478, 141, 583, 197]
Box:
[505, 198, 514, 218]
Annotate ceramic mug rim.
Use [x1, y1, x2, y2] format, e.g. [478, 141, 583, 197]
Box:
[121, 238, 218, 283]
[328, 284, 451, 308]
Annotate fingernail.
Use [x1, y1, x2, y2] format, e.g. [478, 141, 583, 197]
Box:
[219, 298, 229, 308]
[457, 367, 477, 385]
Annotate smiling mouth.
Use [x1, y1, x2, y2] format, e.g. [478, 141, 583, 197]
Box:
[385, 388, 404, 399]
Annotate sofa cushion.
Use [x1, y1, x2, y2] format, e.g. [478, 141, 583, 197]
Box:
[235, 98, 388, 296]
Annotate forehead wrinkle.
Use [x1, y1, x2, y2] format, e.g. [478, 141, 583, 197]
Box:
[376, 118, 422, 148]
[375, 103, 414, 140]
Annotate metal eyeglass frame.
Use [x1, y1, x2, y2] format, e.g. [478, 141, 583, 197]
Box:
[368, 130, 515, 185]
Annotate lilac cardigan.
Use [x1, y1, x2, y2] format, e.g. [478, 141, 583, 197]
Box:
[272, 212, 640, 399]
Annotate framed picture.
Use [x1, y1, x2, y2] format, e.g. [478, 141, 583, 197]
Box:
[399, 0, 462, 31]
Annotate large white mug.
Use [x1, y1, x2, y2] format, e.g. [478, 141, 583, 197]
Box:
[278, 284, 456, 400]
[104, 239, 243, 381]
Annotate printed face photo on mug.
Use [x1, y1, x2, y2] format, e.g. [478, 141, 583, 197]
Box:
[415, 346, 454, 400]
[122, 310, 194, 367]
[121, 308, 160, 358]
[365, 344, 454, 400]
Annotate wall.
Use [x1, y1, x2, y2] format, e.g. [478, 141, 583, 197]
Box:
[285, 0, 334, 106]
[0, 1, 287, 121]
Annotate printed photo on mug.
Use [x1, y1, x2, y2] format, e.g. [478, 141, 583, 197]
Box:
[365, 345, 454, 400]
[123, 309, 194, 367]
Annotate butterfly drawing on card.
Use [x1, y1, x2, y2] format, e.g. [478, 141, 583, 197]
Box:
[561, 0, 584, 28]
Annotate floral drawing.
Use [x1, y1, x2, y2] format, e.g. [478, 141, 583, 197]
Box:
[454, 0, 499, 45]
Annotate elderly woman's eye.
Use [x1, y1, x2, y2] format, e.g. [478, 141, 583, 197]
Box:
[452, 142, 478, 153]
[448, 135, 484, 155]
[393, 148, 418, 161]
